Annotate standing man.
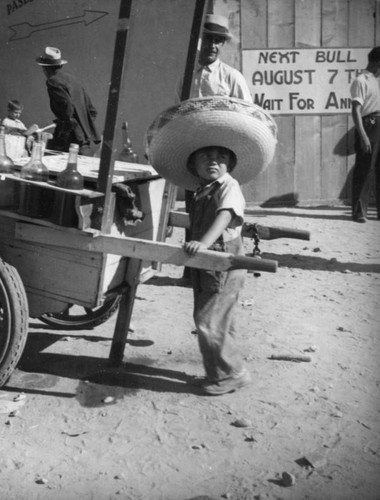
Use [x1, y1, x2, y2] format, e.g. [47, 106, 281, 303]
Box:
[350, 46, 380, 222]
[36, 47, 101, 156]
[176, 14, 253, 279]
[175, 14, 252, 103]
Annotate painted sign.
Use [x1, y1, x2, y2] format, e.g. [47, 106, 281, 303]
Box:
[242, 48, 370, 115]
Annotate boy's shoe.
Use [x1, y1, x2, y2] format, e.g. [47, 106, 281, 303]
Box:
[189, 375, 215, 388]
[202, 369, 251, 396]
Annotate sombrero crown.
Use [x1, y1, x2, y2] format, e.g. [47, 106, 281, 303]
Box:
[145, 97, 278, 191]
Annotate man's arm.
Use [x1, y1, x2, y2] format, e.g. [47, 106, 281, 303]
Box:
[352, 100, 371, 153]
[230, 69, 253, 103]
[47, 82, 73, 122]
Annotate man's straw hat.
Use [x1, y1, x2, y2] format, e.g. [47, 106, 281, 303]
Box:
[203, 14, 232, 40]
[145, 97, 278, 191]
[36, 47, 67, 66]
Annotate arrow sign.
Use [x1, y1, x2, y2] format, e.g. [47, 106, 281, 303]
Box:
[9, 10, 108, 41]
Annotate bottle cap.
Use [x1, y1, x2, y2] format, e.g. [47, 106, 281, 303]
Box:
[69, 143, 80, 150]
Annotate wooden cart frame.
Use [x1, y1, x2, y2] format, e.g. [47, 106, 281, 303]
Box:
[0, 0, 308, 388]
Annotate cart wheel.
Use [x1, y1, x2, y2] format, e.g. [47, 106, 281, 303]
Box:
[39, 296, 121, 330]
[0, 258, 29, 388]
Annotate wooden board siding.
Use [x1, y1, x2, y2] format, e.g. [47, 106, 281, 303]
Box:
[215, 0, 380, 205]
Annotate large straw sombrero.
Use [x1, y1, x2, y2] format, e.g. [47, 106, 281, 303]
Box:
[145, 97, 277, 191]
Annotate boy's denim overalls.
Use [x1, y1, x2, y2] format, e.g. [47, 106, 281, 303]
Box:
[189, 182, 246, 382]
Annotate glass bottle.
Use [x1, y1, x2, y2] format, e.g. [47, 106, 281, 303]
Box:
[20, 133, 49, 182]
[0, 125, 15, 173]
[18, 134, 51, 218]
[56, 143, 84, 190]
[119, 121, 139, 163]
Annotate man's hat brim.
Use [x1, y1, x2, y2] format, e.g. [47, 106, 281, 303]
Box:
[36, 57, 67, 66]
[145, 97, 278, 191]
[203, 26, 232, 40]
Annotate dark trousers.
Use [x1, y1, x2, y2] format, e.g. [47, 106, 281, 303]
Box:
[352, 115, 380, 220]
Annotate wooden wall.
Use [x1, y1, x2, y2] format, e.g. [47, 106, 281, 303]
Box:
[0, 0, 195, 163]
[215, 0, 380, 206]
[1, 0, 379, 206]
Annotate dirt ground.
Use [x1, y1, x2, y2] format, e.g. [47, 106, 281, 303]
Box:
[1, 203, 380, 500]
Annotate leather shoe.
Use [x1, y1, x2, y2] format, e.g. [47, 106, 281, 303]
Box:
[202, 369, 251, 396]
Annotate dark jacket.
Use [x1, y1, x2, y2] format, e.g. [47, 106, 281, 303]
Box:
[46, 70, 101, 150]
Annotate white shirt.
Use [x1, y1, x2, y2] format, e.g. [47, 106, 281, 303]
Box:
[350, 70, 380, 117]
[194, 173, 245, 243]
[175, 59, 253, 103]
[2, 117, 27, 132]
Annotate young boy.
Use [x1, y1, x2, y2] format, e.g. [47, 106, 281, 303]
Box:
[184, 144, 249, 395]
[2, 99, 39, 137]
[145, 96, 277, 395]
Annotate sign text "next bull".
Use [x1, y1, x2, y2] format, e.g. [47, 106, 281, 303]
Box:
[242, 48, 369, 115]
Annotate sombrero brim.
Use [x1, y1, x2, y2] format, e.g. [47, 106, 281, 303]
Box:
[145, 97, 277, 191]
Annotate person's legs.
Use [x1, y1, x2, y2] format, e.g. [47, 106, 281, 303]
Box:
[193, 268, 247, 384]
[374, 139, 380, 220]
[352, 131, 372, 221]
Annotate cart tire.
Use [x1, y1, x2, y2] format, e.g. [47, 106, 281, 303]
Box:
[39, 296, 121, 330]
[0, 258, 29, 388]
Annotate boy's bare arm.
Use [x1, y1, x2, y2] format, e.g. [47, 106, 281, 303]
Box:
[184, 209, 233, 256]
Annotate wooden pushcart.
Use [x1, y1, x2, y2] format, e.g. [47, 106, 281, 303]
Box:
[0, 0, 308, 388]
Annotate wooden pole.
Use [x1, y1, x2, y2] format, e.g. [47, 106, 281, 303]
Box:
[97, 0, 133, 233]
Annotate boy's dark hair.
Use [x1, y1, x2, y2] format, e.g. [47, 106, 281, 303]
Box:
[368, 47, 380, 63]
[187, 146, 237, 175]
[8, 99, 23, 111]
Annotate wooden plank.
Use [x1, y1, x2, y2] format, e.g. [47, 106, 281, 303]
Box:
[295, 116, 322, 202]
[0, 221, 104, 308]
[295, 0, 321, 48]
[214, 0, 242, 69]
[180, 0, 208, 100]
[109, 258, 142, 365]
[348, 0, 376, 46]
[269, 116, 296, 204]
[321, 0, 349, 203]
[376, 0, 380, 45]
[295, 0, 322, 202]
[322, 0, 348, 46]
[168, 210, 311, 240]
[97, 0, 134, 230]
[241, 0, 267, 49]
[15, 223, 278, 273]
[14, 154, 159, 183]
[265, 0, 296, 204]
[268, 0, 294, 48]
[345, 0, 377, 202]
[243, 0, 296, 205]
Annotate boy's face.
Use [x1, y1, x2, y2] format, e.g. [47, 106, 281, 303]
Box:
[191, 146, 232, 184]
[8, 108, 22, 120]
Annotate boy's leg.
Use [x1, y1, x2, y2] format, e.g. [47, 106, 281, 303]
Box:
[193, 268, 246, 383]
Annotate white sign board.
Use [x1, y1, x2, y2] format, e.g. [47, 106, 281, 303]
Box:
[242, 48, 370, 115]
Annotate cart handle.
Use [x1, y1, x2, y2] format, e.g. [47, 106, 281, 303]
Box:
[168, 210, 311, 241]
[15, 222, 277, 274]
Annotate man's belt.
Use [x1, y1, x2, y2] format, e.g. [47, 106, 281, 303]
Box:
[363, 111, 380, 118]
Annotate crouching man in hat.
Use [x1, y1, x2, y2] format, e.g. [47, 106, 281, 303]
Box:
[36, 47, 101, 156]
[146, 97, 277, 395]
